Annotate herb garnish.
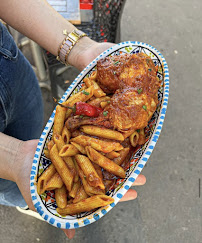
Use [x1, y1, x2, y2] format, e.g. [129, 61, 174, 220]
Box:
[143, 105, 147, 110]
[82, 90, 90, 95]
[103, 111, 108, 116]
[137, 88, 142, 94]
[148, 68, 152, 72]
[114, 61, 119, 65]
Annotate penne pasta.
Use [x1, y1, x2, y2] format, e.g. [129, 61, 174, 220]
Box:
[55, 185, 68, 209]
[83, 76, 105, 98]
[59, 144, 79, 157]
[65, 108, 73, 120]
[105, 151, 120, 160]
[57, 195, 114, 216]
[75, 155, 105, 190]
[83, 77, 92, 87]
[53, 134, 78, 182]
[80, 125, 124, 141]
[43, 172, 63, 191]
[70, 142, 86, 154]
[53, 105, 67, 137]
[113, 147, 130, 166]
[92, 162, 103, 181]
[62, 126, 71, 144]
[89, 70, 97, 80]
[86, 146, 125, 178]
[69, 180, 81, 198]
[71, 135, 123, 153]
[73, 185, 89, 203]
[138, 128, 146, 145]
[74, 160, 104, 196]
[53, 134, 65, 151]
[64, 156, 79, 182]
[88, 96, 110, 107]
[37, 164, 56, 195]
[91, 80, 106, 98]
[50, 144, 73, 192]
[62, 86, 94, 107]
[129, 131, 139, 147]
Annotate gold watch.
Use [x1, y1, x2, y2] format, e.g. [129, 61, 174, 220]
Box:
[57, 29, 87, 66]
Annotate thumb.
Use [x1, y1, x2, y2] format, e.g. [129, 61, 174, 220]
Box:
[62, 229, 76, 239]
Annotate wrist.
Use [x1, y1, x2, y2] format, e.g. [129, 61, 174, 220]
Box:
[68, 36, 96, 70]
[14, 140, 38, 185]
[56, 27, 97, 71]
[0, 133, 23, 182]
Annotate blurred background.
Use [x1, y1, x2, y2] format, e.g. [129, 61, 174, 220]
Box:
[0, 0, 201, 242]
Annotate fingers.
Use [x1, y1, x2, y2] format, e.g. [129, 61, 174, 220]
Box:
[120, 189, 137, 202]
[132, 174, 146, 186]
[63, 229, 76, 239]
[119, 175, 146, 202]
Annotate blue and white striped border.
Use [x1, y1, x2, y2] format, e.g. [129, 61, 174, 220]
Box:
[30, 41, 169, 229]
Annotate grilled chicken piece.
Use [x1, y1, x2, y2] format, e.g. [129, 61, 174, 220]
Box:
[106, 87, 157, 131]
[97, 53, 160, 99]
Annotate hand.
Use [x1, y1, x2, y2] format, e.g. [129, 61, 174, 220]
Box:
[68, 38, 114, 71]
[14, 139, 39, 211]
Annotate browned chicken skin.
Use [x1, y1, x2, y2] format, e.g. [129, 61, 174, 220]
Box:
[106, 88, 157, 131]
[97, 53, 160, 99]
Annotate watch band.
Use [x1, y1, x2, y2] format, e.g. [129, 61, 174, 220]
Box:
[57, 29, 87, 65]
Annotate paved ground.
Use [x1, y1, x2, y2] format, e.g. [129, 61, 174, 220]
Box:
[1, 0, 202, 242]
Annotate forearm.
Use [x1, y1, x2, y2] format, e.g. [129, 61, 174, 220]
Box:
[0, 0, 94, 68]
[0, 0, 75, 55]
[0, 132, 23, 181]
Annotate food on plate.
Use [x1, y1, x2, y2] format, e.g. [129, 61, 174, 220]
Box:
[37, 53, 160, 216]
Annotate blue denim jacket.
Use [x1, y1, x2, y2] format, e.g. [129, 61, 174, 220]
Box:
[0, 23, 19, 131]
[0, 22, 18, 61]
[0, 22, 43, 207]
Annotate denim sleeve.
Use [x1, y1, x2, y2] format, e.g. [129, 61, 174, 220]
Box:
[0, 22, 18, 62]
[0, 22, 17, 131]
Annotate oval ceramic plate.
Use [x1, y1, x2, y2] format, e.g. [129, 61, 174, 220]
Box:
[30, 41, 169, 229]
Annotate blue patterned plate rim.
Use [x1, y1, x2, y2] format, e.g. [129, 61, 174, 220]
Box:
[30, 41, 169, 229]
